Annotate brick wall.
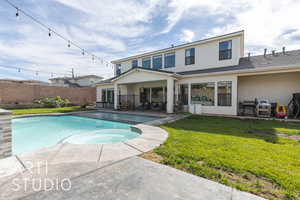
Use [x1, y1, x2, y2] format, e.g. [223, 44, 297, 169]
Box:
[0, 109, 12, 159]
[0, 83, 96, 107]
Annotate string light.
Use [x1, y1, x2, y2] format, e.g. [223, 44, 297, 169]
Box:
[0, 64, 71, 77]
[82, 49, 85, 55]
[4, 0, 112, 67]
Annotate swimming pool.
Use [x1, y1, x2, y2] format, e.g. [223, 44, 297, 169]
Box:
[12, 115, 140, 155]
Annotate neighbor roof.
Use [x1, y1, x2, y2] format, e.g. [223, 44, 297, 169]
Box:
[50, 75, 103, 81]
[112, 30, 244, 64]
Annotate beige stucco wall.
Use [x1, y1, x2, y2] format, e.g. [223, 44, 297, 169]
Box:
[118, 35, 243, 75]
[238, 72, 300, 105]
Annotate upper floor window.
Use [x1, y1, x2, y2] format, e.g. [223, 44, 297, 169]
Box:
[142, 57, 151, 69]
[164, 52, 175, 68]
[185, 48, 195, 65]
[116, 64, 121, 76]
[219, 40, 232, 60]
[152, 55, 162, 69]
[132, 60, 138, 68]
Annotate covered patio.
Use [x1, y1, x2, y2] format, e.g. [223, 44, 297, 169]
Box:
[100, 67, 179, 114]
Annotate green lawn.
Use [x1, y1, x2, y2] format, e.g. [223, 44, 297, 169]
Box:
[9, 106, 92, 115]
[152, 115, 300, 200]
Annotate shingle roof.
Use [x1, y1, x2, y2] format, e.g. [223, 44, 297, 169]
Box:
[178, 49, 300, 75]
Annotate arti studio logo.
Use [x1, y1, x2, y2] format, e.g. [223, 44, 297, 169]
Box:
[3, 160, 72, 192]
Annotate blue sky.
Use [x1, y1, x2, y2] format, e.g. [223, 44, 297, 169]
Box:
[0, 0, 300, 82]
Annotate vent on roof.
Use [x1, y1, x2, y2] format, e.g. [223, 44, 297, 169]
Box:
[264, 48, 267, 57]
[282, 46, 286, 54]
[247, 52, 251, 60]
[272, 50, 276, 56]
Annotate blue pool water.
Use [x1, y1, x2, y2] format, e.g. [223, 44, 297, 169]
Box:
[12, 115, 140, 155]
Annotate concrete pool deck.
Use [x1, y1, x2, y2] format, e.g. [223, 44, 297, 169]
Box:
[0, 112, 264, 199]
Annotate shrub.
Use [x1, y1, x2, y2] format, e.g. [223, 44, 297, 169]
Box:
[35, 96, 71, 108]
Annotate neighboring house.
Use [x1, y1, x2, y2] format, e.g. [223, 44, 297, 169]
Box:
[50, 75, 103, 87]
[96, 30, 300, 115]
[0, 79, 50, 86]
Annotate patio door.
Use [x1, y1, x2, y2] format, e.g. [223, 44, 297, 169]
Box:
[179, 84, 188, 105]
[140, 88, 150, 103]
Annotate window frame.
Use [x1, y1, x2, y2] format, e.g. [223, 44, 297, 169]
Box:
[152, 55, 162, 69]
[164, 52, 175, 68]
[191, 82, 215, 106]
[116, 64, 121, 75]
[142, 57, 151, 69]
[217, 81, 232, 106]
[132, 59, 138, 68]
[185, 48, 195, 65]
[219, 40, 232, 60]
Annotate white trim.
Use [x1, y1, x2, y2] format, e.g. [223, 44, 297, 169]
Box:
[111, 68, 179, 82]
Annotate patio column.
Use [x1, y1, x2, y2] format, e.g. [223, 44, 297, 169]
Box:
[188, 83, 191, 105]
[166, 77, 174, 113]
[114, 83, 118, 110]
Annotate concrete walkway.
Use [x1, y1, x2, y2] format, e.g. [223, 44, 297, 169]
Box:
[0, 156, 264, 200]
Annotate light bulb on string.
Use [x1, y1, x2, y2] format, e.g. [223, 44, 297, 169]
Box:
[68, 40, 71, 48]
[18, 68, 21, 72]
[82, 49, 85, 55]
[16, 8, 19, 17]
[36, 71, 39, 76]
[48, 29, 51, 37]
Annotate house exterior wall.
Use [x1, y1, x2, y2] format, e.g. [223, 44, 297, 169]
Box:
[116, 33, 243, 75]
[178, 74, 238, 115]
[238, 72, 300, 105]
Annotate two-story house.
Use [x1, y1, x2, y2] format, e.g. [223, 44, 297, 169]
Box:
[96, 30, 300, 115]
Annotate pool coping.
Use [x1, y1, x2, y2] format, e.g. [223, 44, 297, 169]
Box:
[1, 112, 188, 179]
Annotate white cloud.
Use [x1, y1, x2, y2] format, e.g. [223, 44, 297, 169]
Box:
[179, 29, 195, 43]
[162, 0, 300, 54]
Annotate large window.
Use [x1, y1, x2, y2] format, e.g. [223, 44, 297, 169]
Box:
[101, 88, 114, 103]
[218, 81, 232, 106]
[185, 48, 195, 65]
[101, 89, 106, 102]
[164, 52, 175, 68]
[219, 40, 232, 60]
[142, 57, 151, 69]
[116, 64, 121, 75]
[132, 60, 138, 68]
[191, 82, 215, 106]
[152, 55, 162, 69]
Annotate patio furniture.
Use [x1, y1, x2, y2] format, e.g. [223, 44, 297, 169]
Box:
[239, 100, 257, 116]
